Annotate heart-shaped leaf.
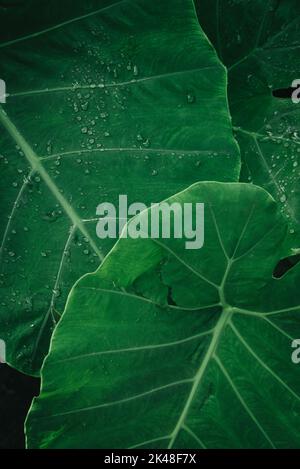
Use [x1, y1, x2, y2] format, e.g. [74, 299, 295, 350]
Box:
[26, 182, 300, 448]
[0, 0, 240, 375]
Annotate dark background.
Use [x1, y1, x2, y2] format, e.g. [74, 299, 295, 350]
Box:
[0, 365, 39, 448]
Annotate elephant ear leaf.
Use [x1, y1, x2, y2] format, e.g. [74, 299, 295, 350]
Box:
[26, 182, 300, 449]
[196, 0, 300, 252]
[0, 0, 240, 376]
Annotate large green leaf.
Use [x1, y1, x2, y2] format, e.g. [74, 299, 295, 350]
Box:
[196, 0, 300, 251]
[26, 182, 300, 448]
[0, 0, 240, 375]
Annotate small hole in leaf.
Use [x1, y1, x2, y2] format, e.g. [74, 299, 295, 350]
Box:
[272, 87, 295, 99]
[273, 253, 300, 278]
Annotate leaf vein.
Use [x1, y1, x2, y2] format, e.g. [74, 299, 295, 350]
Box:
[230, 321, 300, 402]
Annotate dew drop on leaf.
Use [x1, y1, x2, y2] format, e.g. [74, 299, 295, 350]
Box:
[187, 93, 195, 104]
[133, 65, 139, 76]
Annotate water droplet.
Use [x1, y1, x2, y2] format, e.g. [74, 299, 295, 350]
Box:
[187, 93, 195, 104]
[81, 102, 89, 111]
[142, 139, 150, 148]
[47, 141, 52, 154]
[52, 288, 61, 298]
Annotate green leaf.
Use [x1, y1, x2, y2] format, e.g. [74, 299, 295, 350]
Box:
[196, 0, 300, 251]
[0, 0, 240, 375]
[26, 182, 300, 449]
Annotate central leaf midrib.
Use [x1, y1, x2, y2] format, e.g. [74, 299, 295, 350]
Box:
[168, 307, 232, 448]
[167, 204, 255, 448]
[0, 106, 103, 261]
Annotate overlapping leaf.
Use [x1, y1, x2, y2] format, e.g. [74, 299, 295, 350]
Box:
[26, 182, 300, 448]
[196, 0, 300, 251]
[0, 0, 240, 375]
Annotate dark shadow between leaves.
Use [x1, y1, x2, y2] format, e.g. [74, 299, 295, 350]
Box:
[273, 253, 300, 279]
